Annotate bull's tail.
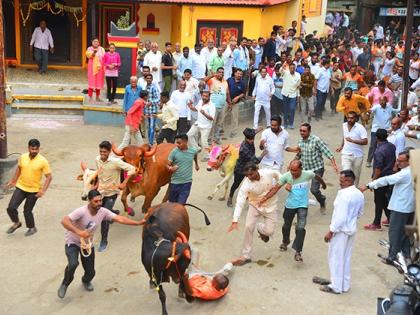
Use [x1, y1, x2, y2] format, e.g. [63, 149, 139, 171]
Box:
[184, 203, 211, 226]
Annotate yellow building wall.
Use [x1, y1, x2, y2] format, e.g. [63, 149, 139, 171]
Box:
[304, 0, 327, 34]
[283, 0, 301, 31]
[171, 5, 182, 44]
[179, 5, 263, 48]
[137, 4, 173, 48]
[260, 4, 289, 39]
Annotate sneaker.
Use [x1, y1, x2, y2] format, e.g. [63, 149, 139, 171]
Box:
[24, 227, 38, 236]
[83, 282, 94, 291]
[364, 223, 382, 231]
[57, 284, 68, 298]
[258, 231, 269, 243]
[381, 219, 390, 227]
[98, 241, 108, 252]
[6, 222, 22, 234]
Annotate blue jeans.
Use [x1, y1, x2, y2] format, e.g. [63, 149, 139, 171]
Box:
[315, 90, 328, 118]
[168, 182, 192, 204]
[282, 96, 297, 127]
[147, 116, 156, 145]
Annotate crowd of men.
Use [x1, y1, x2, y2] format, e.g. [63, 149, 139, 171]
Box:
[4, 16, 420, 302]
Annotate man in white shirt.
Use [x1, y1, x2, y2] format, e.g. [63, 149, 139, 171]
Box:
[143, 42, 162, 86]
[351, 42, 364, 64]
[156, 91, 179, 144]
[187, 91, 215, 159]
[201, 39, 218, 68]
[191, 45, 207, 80]
[314, 60, 331, 120]
[388, 117, 406, 158]
[252, 68, 275, 130]
[228, 162, 280, 266]
[374, 23, 384, 40]
[223, 41, 236, 80]
[137, 66, 161, 92]
[336, 111, 368, 186]
[281, 63, 301, 129]
[259, 116, 292, 172]
[318, 170, 364, 294]
[30, 20, 54, 74]
[170, 80, 192, 135]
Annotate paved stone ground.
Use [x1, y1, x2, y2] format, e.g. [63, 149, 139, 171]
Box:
[0, 113, 402, 315]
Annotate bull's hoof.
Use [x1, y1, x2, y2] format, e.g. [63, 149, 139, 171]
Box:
[218, 197, 225, 201]
[207, 196, 213, 200]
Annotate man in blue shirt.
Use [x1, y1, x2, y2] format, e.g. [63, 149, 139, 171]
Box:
[176, 47, 192, 81]
[364, 128, 396, 231]
[361, 150, 415, 261]
[123, 76, 141, 113]
[226, 69, 245, 138]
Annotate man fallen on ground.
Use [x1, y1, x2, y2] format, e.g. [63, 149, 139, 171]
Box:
[182, 247, 233, 301]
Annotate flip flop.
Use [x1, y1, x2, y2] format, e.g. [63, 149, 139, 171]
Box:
[312, 276, 331, 285]
[231, 257, 251, 266]
[319, 285, 340, 294]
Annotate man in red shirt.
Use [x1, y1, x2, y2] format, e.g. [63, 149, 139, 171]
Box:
[117, 90, 148, 150]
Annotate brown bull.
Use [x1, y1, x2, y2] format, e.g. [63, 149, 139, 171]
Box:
[112, 143, 176, 213]
[141, 202, 210, 315]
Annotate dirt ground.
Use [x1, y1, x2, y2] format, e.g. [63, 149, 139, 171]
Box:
[0, 113, 402, 315]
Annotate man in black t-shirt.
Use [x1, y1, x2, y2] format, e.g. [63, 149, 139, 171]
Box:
[161, 42, 176, 93]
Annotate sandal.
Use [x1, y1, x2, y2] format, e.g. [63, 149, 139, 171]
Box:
[279, 242, 289, 251]
[231, 257, 251, 266]
[319, 285, 340, 294]
[258, 231, 269, 243]
[312, 276, 331, 285]
[294, 252, 303, 262]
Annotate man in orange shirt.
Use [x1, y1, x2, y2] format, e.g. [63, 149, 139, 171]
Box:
[336, 87, 371, 119]
[183, 248, 232, 301]
[343, 65, 365, 92]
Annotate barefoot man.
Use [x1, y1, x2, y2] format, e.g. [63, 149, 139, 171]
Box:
[228, 162, 280, 266]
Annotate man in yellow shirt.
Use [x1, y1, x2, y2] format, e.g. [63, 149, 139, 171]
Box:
[6, 139, 52, 236]
[336, 87, 370, 120]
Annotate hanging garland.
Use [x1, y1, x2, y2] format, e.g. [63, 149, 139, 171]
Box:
[20, 0, 86, 27]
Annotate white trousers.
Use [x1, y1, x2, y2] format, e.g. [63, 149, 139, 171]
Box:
[187, 125, 211, 152]
[328, 232, 355, 293]
[341, 154, 363, 187]
[253, 100, 271, 129]
[242, 205, 278, 259]
[118, 125, 144, 150]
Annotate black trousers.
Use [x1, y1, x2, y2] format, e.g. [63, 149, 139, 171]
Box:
[270, 95, 283, 118]
[373, 185, 391, 225]
[106, 76, 118, 101]
[62, 244, 95, 286]
[388, 211, 414, 260]
[367, 132, 377, 163]
[7, 187, 38, 228]
[157, 128, 176, 144]
[177, 118, 190, 135]
[282, 207, 308, 253]
[100, 194, 118, 243]
[310, 168, 326, 207]
[34, 47, 49, 72]
[229, 171, 245, 198]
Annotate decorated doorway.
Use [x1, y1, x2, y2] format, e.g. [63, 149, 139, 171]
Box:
[196, 21, 243, 46]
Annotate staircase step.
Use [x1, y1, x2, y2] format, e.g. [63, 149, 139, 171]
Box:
[11, 102, 84, 115]
[10, 114, 83, 121]
[13, 94, 84, 103]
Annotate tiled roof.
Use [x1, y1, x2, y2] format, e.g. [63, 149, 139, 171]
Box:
[143, 0, 290, 6]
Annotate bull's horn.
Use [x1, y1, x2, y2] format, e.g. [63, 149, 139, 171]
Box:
[144, 145, 157, 157]
[112, 143, 124, 156]
[80, 161, 87, 171]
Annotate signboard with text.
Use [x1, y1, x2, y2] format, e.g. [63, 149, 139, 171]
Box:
[379, 7, 420, 16]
